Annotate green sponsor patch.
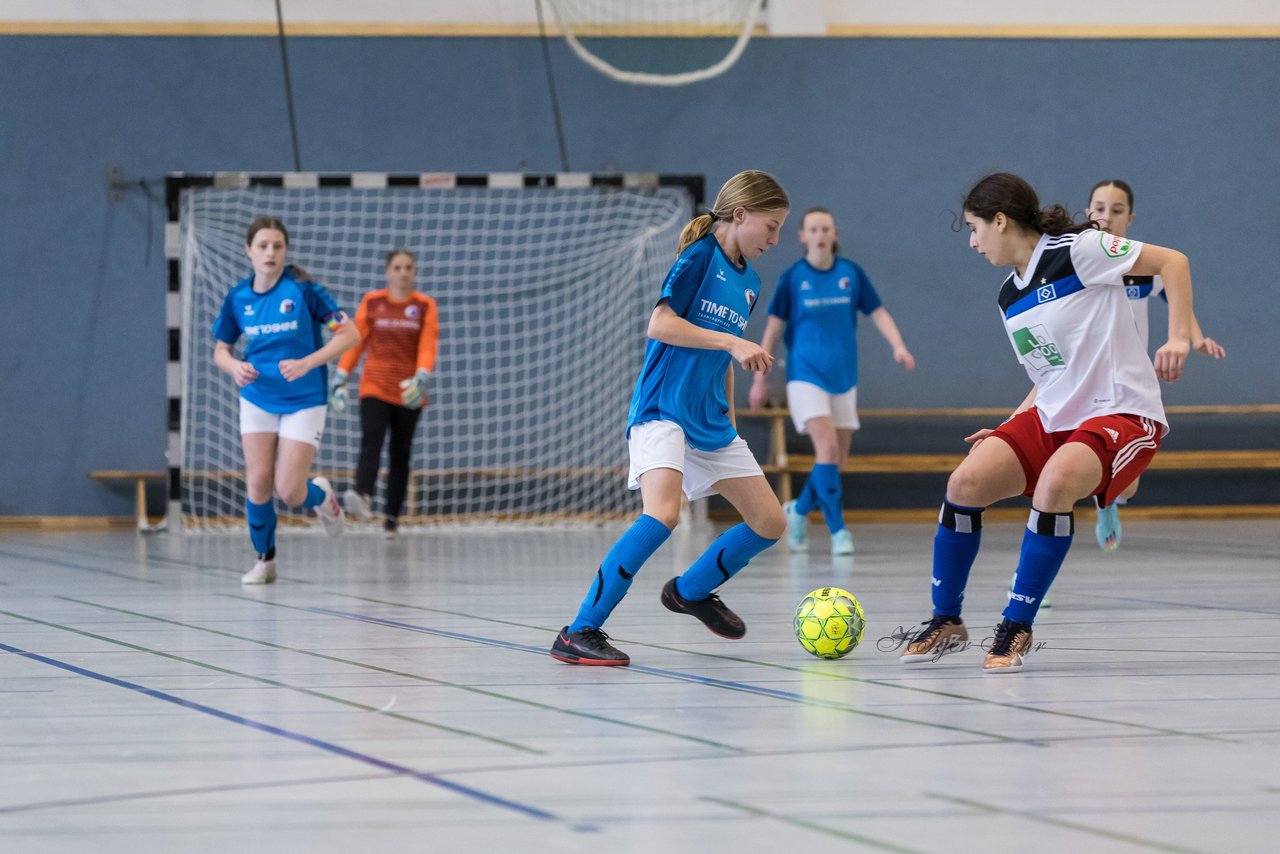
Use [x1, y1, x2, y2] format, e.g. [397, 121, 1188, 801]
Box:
[1100, 232, 1133, 258]
[1012, 325, 1065, 368]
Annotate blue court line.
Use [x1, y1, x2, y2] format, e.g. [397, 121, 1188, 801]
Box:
[309, 607, 1022, 743]
[0, 640, 560, 823]
[0, 547, 163, 584]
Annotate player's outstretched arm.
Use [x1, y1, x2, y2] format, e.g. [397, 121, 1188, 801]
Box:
[647, 304, 773, 373]
[869, 306, 915, 371]
[1130, 244, 1192, 382]
[280, 321, 360, 382]
[748, 316, 785, 409]
[1190, 313, 1226, 359]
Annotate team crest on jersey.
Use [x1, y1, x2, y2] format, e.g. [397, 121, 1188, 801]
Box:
[1100, 232, 1134, 258]
[279, 299, 295, 314]
[838, 277, 851, 289]
[1012, 324, 1065, 372]
[405, 305, 420, 319]
[800, 280, 812, 290]
[1036, 284, 1056, 303]
[1126, 286, 1141, 299]
[744, 288, 756, 307]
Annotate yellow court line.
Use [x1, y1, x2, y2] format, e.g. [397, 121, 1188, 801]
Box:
[3, 20, 1279, 38]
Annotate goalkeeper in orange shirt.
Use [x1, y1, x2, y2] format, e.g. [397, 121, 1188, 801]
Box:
[330, 249, 439, 537]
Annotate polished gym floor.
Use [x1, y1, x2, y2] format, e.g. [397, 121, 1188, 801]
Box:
[2, 517, 1277, 853]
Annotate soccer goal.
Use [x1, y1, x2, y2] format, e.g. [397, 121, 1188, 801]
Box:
[164, 171, 702, 530]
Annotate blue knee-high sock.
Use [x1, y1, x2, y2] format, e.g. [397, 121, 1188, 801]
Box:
[806, 463, 844, 533]
[677, 522, 778, 601]
[296, 480, 326, 511]
[1004, 508, 1074, 625]
[793, 475, 819, 515]
[931, 500, 985, 617]
[246, 498, 277, 558]
[570, 514, 671, 632]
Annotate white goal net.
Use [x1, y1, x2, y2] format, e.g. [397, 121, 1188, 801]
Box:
[172, 173, 697, 529]
[545, 0, 765, 86]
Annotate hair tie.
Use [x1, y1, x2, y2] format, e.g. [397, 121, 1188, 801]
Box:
[707, 211, 719, 223]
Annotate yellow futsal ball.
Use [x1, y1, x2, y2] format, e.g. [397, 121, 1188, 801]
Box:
[794, 587, 866, 660]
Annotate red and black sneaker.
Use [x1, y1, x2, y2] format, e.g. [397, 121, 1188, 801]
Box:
[660, 577, 746, 639]
[549, 626, 631, 666]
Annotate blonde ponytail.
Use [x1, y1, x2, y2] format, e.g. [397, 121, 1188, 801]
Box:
[676, 214, 717, 255]
[676, 170, 789, 256]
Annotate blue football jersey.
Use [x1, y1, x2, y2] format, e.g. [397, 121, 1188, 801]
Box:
[767, 257, 882, 394]
[627, 235, 761, 451]
[212, 266, 347, 414]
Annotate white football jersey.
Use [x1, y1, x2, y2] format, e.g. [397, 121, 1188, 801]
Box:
[1121, 273, 1166, 350]
[998, 230, 1167, 434]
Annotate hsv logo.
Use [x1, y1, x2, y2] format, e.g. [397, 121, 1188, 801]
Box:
[1126, 286, 1141, 299]
[405, 305, 420, 319]
[1037, 284, 1057, 303]
[744, 288, 756, 307]
[838, 277, 851, 289]
[1100, 232, 1133, 258]
[279, 299, 295, 314]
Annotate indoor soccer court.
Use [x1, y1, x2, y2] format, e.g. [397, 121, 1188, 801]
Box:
[2, 518, 1277, 852]
[7, 1, 1280, 852]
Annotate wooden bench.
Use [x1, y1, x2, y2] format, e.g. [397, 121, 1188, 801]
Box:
[738, 407, 1280, 503]
[89, 470, 167, 531]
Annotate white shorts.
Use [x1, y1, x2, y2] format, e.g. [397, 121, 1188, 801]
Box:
[240, 398, 327, 447]
[627, 420, 764, 501]
[787, 381, 860, 434]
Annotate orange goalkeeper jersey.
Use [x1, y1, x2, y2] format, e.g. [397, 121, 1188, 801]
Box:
[338, 289, 439, 408]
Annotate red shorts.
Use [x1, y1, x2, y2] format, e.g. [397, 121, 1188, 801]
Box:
[988, 409, 1163, 507]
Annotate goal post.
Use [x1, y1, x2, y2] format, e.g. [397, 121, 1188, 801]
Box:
[164, 171, 703, 530]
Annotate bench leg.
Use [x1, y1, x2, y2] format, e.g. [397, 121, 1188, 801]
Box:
[134, 477, 168, 533]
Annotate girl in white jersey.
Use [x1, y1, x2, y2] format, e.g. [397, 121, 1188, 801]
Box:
[748, 207, 915, 556]
[1086, 180, 1226, 552]
[550, 171, 789, 666]
[900, 172, 1195, 673]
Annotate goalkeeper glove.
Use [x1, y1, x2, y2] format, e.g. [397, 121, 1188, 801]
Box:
[399, 368, 430, 408]
[328, 369, 349, 414]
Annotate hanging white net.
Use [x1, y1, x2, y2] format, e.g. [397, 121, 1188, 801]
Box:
[544, 0, 766, 86]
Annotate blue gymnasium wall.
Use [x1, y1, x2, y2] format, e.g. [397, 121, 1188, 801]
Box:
[2, 35, 1278, 515]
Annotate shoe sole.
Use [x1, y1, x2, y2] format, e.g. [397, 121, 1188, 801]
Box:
[549, 650, 629, 666]
[899, 633, 968, 663]
[982, 659, 1025, 673]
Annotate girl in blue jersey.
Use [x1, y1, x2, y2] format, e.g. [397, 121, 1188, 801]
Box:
[550, 171, 790, 666]
[213, 217, 360, 584]
[1086, 180, 1226, 552]
[748, 207, 915, 555]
